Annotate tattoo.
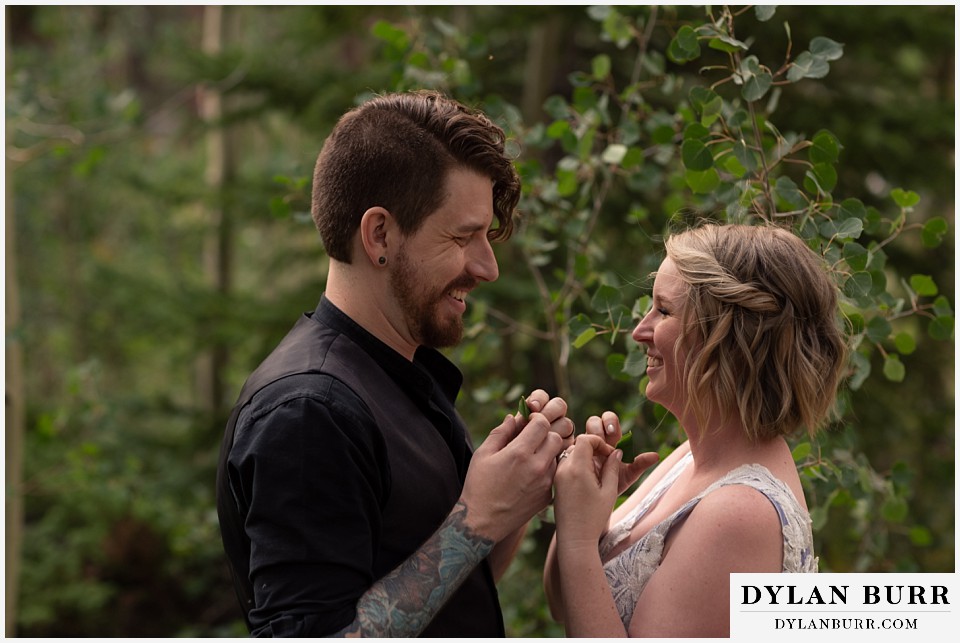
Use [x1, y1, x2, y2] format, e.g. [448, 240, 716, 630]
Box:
[334, 501, 495, 637]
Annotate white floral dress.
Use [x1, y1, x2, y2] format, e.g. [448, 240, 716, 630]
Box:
[599, 451, 818, 629]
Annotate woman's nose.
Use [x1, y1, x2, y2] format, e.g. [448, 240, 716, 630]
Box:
[632, 312, 653, 344]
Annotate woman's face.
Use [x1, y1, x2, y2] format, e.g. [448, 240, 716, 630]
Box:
[632, 257, 690, 414]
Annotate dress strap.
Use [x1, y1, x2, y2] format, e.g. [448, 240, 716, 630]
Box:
[600, 451, 693, 556]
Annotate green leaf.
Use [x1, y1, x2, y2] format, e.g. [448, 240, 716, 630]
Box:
[805, 162, 837, 193]
[573, 327, 598, 349]
[722, 154, 748, 178]
[909, 274, 938, 297]
[599, 7, 633, 48]
[733, 140, 758, 172]
[809, 130, 841, 163]
[269, 196, 291, 219]
[921, 216, 949, 247]
[837, 197, 866, 221]
[633, 295, 652, 319]
[863, 206, 884, 235]
[621, 146, 644, 169]
[555, 168, 578, 197]
[909, 526, 934, 547]
[708, 35, 748, 54]
[623, 350, 647, 377]
[842, 242, 869, 271]
[810, 36, 844, 61]
[684, 168, 721, 194]
[371, 20, 409, 50]
[866, 316, 892, 343]
[516, 395, 527, 417]
[591, 284, 622, 313]
[652, 124, 676, 145]
[787, 51, 830, 81]
[894, 332, 917, 355]
[820, 217, 863, 241]
[868, 269, 888, 295]
[568, 313, 593, 337]
[546, 120, 571, 139]
[683, 122, 711, 141]
[601, 143, 628, 165]
[688, 87, 723, 127]
[843, 271, 872, 300]
[928, 316, 954, 341]
[681, 139, 714, 171]
[592, 54, 611, 80]
[543, 95, 570, 120]
[846, 312, 865, 335]
[792, 442, 812, 462]
[755, 6, 777, 21]
[809, 504, 829, 531]
[667, 25, 701, 63]
[932, 295, 953, 318]
[882, 354, 906, 382]
[881, 495, 908, 522]
[773, 176, 805, 209]
[848, 350, 871, 390]
[739, 56, 773, 101]
[890, 187, 920, 208]
[606, 354, 631, 381]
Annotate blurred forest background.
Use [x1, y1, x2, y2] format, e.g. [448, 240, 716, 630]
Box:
[4, 4, 954, 637]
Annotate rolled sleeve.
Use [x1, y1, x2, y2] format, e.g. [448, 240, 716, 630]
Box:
[228, 374, 388, 636]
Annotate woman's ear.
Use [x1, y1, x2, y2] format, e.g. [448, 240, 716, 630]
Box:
[359, 206, 394, 267]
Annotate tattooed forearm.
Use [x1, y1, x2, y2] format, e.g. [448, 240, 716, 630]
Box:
[334, 500, 495, 638]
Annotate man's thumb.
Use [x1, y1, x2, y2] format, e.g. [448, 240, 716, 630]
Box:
[477, 414, 519, 455]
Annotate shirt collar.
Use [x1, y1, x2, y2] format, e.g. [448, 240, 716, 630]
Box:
[313, 295, 464, 405]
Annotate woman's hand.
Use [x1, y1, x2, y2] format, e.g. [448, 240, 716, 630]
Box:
[553, 434, 626, 545]
[584, 412, 658, 494]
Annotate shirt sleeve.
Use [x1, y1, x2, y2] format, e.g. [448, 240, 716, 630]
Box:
[227, 373, 389, 636]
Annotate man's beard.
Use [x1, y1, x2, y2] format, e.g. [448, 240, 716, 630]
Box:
[390, 250, 469, 349]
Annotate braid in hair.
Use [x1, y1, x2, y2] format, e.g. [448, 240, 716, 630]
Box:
[666, 224, 847, 441]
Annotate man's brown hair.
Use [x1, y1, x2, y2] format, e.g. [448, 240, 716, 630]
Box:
[312, 90, 521, 262]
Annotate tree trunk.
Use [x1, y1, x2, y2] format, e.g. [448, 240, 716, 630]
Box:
[520, 14, 572, 401]
[196, 5, 234, 416]
[5, 66, 26, 635]
[521, 14, 564, 124]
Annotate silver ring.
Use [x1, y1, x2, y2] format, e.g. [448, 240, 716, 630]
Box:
[557, 450, 570, 462]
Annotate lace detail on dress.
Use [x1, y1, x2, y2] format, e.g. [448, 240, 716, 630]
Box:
[599, 452, 818, 630]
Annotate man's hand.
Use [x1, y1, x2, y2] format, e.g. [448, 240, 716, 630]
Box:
[459, 391, 571, 542]
[517, 389, 575, 449]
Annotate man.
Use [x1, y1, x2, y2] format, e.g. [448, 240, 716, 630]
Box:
[216, 90, 574, 637]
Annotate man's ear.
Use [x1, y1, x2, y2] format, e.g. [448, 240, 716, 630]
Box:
[358, 206, 395, 267]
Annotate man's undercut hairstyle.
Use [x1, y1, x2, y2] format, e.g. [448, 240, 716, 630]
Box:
[665, 223, 848, 441]
[311, 90, 521, 262]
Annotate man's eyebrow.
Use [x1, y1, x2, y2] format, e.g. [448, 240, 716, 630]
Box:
[453, 221, 488, 234]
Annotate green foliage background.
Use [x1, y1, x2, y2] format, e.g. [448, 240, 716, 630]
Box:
[6, 5, 954, 637]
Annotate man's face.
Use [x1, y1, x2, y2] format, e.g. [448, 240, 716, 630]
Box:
[389, 167, 500, 349]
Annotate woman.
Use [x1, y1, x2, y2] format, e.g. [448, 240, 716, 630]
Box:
[544, 224, 847, 637]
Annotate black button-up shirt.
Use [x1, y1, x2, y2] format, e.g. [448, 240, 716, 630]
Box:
[218, 297, 504, 636]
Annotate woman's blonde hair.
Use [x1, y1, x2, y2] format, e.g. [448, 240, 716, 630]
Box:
[665, 223, 847, 441]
